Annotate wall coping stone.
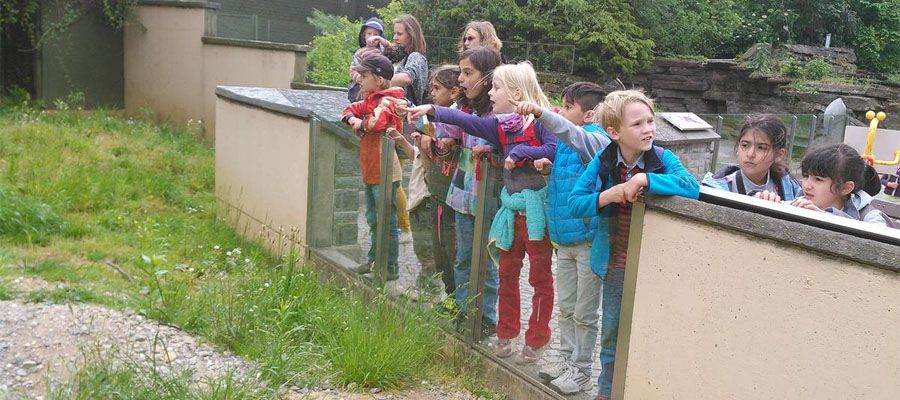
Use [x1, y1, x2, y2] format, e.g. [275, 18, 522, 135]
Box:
[137, 0, 220, 10]
[202, 36, 309, 53]
[643, 190, 899, 273]
[654, 118, 720, 145]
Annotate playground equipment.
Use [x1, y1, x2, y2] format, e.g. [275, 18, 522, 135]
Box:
[863, 111, 900, 166]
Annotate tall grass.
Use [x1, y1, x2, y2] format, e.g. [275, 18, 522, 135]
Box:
[0, 104, 458, 393]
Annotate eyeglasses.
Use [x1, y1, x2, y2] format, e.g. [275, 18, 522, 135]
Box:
[463, 36, 477, 42]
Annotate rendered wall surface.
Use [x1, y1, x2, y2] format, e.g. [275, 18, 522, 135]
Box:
[201, 43, 296, 142]
[215, 97, 309, 254]
[124, 5, 206, 124]
[617, 208, 899, 400]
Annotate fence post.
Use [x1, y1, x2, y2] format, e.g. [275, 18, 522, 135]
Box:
[466, 160, 495, 345]
[373, 136, 394, 287]
[787, 115, 798, 161]
[711, 115, 723, 171]
[807, 115, 818, 151]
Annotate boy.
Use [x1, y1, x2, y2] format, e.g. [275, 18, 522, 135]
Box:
[341, 54, 406, 280]
[568, 90, 699, 400]
[511, 82, 611, 394]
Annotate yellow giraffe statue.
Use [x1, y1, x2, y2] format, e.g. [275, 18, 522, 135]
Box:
[862, 111, 900, 166]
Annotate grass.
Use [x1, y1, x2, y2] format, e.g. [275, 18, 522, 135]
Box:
[0, 100, 495, 397]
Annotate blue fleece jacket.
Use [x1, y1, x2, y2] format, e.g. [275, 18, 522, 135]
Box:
[568, 142, 700, 277]
[547, 124, 608, 246]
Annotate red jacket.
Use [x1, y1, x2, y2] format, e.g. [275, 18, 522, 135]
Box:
[341, 87, 406, 184]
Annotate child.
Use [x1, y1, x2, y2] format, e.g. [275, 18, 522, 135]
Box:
[340, 54, 405, 280]
[348, 17, 386, 102]
[790, 143, 892, 226]
[397, 65, 463, 301]
[880, 165, 900, 203]
[510, 82, 611, 394]
[406, 61, 559, 365]
[702, 114, 802, 202]
[567, 90, 700, 400]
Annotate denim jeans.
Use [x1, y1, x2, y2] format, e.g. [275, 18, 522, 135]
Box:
[598, 267, 624, 397]
[556, 242, 602, 375]
[454, 212, 499, 325]
[364, 182, 399, 270]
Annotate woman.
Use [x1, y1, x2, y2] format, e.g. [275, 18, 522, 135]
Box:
[457, 21, 503, 56]
[387, 14, 428, 107]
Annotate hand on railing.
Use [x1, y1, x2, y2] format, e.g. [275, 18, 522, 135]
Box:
[533, 158, 552, 175]
[753, 190, 782, 203]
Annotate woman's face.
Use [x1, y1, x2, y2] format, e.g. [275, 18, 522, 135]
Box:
[393, 23, 410, 47]
[458, 58, 484, 100]
[463, 28, 482, 50]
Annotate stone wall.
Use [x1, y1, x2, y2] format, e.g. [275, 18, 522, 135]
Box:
[538, 59, 900, 130]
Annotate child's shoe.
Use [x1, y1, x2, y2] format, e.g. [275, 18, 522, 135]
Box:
[515, 344, 547, 365]
[355, 262, 374, 274]
[550, 366, 592, 394]
[479, 320, 496, 339]
[593, 395, 609, 400]
[493, 338, 514, 358]
[538, 361, 568, 381]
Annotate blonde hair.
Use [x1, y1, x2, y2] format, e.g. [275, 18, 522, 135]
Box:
[457, 21, 503, 55]
[595, 89, 655, 132]
[393, 14, 426, 55]
[492, 62, 549, 107]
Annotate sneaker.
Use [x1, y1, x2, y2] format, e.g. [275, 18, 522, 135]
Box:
[550, 366, 593, 394]
[355, 262, 373, 274]
[538, 361, 569, 382]
[400, 232, 413, 243]
[514, 344, 547, 365]
[593, 395, 609, 400]
[479, 320, 496, 339]
[493, 338, 514, 358]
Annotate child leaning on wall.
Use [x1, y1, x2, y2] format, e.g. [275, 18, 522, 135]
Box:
[340, 54, 405, 280]
[702, 114, 803, 202]
[405, 62, 559, 366]
[567, 90, 699, 400]
[510, 81, 612, 394]
[789, 143, 894, 227]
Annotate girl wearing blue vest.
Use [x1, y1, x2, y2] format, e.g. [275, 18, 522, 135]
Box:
[702, 114, 802, 202]
[512, 82, 611, 394]
[405, 62, 558, 365]
[568, 90, 699, 400]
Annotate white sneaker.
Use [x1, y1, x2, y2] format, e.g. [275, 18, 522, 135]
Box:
[493, 338, 514, 358]
[400, 232, 413, 243]
[550, 366, 593, 394]
[539, 361, 568, 381]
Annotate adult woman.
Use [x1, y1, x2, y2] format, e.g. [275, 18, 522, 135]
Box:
[457, 21, 503, 55]
[387, 14, 428, 107]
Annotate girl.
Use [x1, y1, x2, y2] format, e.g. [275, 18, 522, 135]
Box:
[347, 17, 385, 101]
[406, 61, 558, 365]
[791, 143, 892, 226]
[702, 114, 802, 202]
[457, 21, 503, 56]
[423, 47, 502, 336]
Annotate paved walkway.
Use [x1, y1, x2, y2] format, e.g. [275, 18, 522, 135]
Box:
[333, 195, 602, 399]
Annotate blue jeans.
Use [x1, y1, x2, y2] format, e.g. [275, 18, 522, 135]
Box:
[453, 212, 499, 325]
[364, 182, 399, 271]
[598, 267, 625, 397]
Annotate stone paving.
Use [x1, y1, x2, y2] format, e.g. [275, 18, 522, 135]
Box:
[328, 193, 603, 399]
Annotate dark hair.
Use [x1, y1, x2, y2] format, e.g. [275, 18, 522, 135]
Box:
[801, 143, 881, 197]
[457, 46, 502, 115]
[738, 114, 791, 178]
[561, 82, 606, 113]
[429, 64, 460, 90]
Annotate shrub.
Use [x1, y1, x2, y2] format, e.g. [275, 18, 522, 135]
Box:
[801, 56, 832, 80]
[632, 0, 744, 58]
[306, 10, 358, 87]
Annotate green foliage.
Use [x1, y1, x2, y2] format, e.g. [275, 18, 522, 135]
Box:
[780, 55, 832, 80]
[632, 0, 744, 58]
[1, 0, 137, 48]
[745, 43, 774, 77]
[0, 184, 65, 245]
[851, 0, 900, 74]
[306, 10, 357, 87]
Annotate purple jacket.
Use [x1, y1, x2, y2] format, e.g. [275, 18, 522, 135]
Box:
[433, 106, 557, 194]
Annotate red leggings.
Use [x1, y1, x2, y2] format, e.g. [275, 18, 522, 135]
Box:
[496, 215, 554, 348]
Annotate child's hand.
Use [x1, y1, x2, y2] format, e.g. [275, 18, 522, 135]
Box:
[754, 190, 782, 203]
[599, 184, 627, 207]
[417, 134, 433, 154]
[888, 181, 898, 189]
[439, 137, 457, 151]
[622, 173, 648, 203]
[533, 158, 552, 174]
[472, 144, 492, 159]
[790, 197, 822, 211]
[508, 99, 543, 118]
[402, 105, 434, 123]
[349, 117, 364, 136]
[386, 127, 404, 142]
[366, 35, 388, 48]
[504, 156, 516, 170]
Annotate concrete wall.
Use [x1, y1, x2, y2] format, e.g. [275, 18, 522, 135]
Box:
[124, 2, 307, 141]
[215, 97, 309, 255]
[615, 197, 899, 399]
[201, 38, 300, 141]
[124, 4, 206, 125]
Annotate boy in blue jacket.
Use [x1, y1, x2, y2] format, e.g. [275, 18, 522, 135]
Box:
[567, 90, 699, 400]
[511, 82, 611, 394]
